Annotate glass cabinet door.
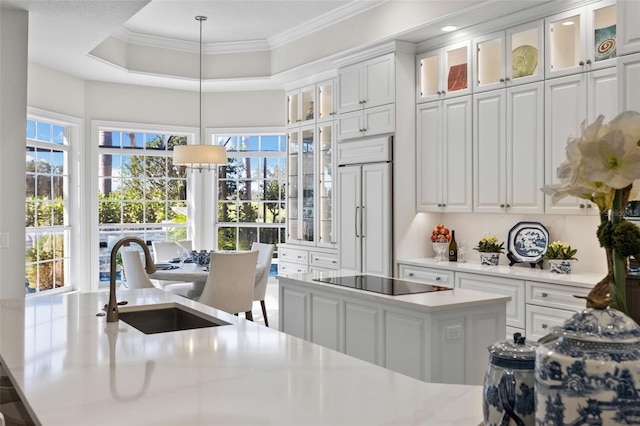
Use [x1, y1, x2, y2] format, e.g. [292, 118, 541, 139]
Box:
[287, 91, 299, 126]
[300, 86, 316, 124]
[587, 1, 617, 69]
[417, 50, 441, 102]
[317, 123, 334, 247]
[443, 42, 471, 97]
[547, 8, 586, 76]
[301, 127, 315, 243]
[507, 21, 543, 84]
[317, 79, 335, 122]
[474, 31, 504, 92]
[286, 130, 299, 240]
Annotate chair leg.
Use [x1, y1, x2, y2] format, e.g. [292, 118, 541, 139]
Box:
[260, 300, 269, 327]
[245, 310, 253, 321]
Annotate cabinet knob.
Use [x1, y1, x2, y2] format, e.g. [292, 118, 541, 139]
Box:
[541, 292, 548, 297]
[505, 77, 511, 82]
[435, 277, 441, 281]
[436, 90, 442, 95]
[437, 203, 442, 207]
[408, 272, 414, 277]
[500, 204, 505, 208]
[579, 204, 585, 208]
[499, 78, 505, 82]
[332, 260, 337, 264]
[506, 204, 511, 208]
[579, 60, 585, 66]
[586, 59, 592, 65]
[586, 204, 592, 209]
[441, 203, 446, 207]
[441, 90, 446, 95]
[542, 323, 548, 329]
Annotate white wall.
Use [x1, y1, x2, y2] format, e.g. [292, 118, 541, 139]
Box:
[0, 8, 28, 299]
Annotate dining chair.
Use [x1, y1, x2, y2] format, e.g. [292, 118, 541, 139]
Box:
[197, 251, 259, 320]
[177, 240, 193, 252]
[151, 241, 180, 262]
[251, 242, 275, 327]
[121, 250, 157, 289]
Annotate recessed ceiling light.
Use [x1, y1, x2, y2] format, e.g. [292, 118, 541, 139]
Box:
[562, 21, 575, 26]
[441, 25, 458, 32]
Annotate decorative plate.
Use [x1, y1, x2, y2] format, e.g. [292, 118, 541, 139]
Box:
[507, 221, 549, 263]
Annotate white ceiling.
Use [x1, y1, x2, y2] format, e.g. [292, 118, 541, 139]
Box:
[1, 0, 559, 92]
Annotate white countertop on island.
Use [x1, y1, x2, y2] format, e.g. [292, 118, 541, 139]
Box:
[0, 289, 484, 426]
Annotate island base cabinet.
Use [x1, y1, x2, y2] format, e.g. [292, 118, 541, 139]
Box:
[278, 276, 507, 385]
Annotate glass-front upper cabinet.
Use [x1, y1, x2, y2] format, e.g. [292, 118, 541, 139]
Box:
[287, 85, 316, 126]
[317, 123, 334, 248]
[417, 40, 471, 103]
[286, 125, 315, 245]
[316, 79, 336, 122]
[474, 20, 543, 93]
[545, 0, 617, 79]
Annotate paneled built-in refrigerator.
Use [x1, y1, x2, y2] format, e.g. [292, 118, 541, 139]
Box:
[337, 136, 392, 277]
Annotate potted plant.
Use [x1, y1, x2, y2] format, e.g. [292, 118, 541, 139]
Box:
[543, 241, 578, 274]
[474, 234, 504, 266]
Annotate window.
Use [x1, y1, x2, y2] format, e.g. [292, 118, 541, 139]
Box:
[216, 134, 286, 252]
[97, 127, 189, 284]
[25, 118, 70, 294]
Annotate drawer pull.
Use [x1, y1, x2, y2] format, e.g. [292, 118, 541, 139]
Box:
[408, 273, 414, 277]
[542, 324, 548, 329]
[332, 260, 337, 264]
[297, 255, 303, 259]
[541, 292, 548, 297]
[435, 277, 441, 281]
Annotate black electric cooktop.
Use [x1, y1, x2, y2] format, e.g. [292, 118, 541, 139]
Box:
[312, 275, 451, 296]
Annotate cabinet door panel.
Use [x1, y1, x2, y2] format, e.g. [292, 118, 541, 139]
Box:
[345, 302, 379, 364]
[362, 163, 392, 277]
[337, 166, 362, 274]
[473, 90, 507, 213]
[311, 294, 342, 351]
[432, 316, 465, 384]
[618, 0, 640, 55]
[363, 104, 395, 137]
[507, 82, 545, 214]
[588, 67, 617, 123]
[385, 312, 425, 380]
[280, 287, 308, 339]
[337, 110, 364, 140]
[456, 272, 525, 329]
[416, 102, 443, 211]
[544, 74, 588, 214]
[617, 53, 640, 114]
[364, 54, 395, 108]
[443, 96, 473, 212]
[338, 63, 363, 113]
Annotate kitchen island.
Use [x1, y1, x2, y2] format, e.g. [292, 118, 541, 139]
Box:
[0, 288, 486, 425]
[278, 272, 510, 386]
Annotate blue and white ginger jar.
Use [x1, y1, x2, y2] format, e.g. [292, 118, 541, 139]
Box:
[484, 332, 538, 426]
[535, 308, 640, 425]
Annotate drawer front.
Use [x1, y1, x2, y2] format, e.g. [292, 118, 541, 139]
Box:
[526, 281, 590, 311]
[278, 261, 309, 275]
[279, 247, 309, 265]
[526, 304, 575, 342]
[309, 251, 339, 270]
[398, 265, 454, 287]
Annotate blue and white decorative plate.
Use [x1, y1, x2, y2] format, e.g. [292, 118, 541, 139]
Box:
[507, 221, 549, 263]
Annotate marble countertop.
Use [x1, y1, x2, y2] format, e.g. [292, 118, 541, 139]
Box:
[399, 258, 605, 290]
[0, 289, 484, 425]
[278, 271, 511, 312]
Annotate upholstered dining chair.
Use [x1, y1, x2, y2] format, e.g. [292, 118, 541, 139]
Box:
[197, 251, 259, 320]
[121, 250, 158, 289]
[151, 241, 180, 263]
[251, 242, 275, 327]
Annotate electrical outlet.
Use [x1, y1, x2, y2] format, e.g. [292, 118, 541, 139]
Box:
[0, 232, 8, 249]
[445, 325, 461, 340]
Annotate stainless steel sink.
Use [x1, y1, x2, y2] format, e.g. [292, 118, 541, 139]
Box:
[119, 303, 230, 334]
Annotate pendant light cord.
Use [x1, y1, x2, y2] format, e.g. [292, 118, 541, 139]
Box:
[196, 16, 207, 145]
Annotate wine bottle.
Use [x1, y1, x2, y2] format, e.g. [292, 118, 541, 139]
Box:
[449, 230, 458, 262]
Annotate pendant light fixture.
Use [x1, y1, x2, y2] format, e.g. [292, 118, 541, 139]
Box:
[173, 15, 227, 171]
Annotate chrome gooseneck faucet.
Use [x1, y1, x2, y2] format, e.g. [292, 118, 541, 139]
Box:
[107, 237, 156, 322]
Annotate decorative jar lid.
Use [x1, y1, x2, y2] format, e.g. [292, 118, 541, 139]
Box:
[488, 333, 538, 368]
[550, 308, 640, 344]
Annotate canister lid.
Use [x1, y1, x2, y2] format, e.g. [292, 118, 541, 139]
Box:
[550, 308, 640, 343]
[487, 332, 538, 361]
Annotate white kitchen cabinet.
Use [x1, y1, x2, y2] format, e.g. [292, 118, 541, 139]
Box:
[616, 0, 640, 56]
[337, 161, 392, 276]
[398, 264, 454, 287]
[336, 104, 395, 140]
[544, 67, 617, 215]
[317, 122, 336, 248]
[286, 125, 316, 244]
[473, 82, 544, 214]
[286, 85, 316, 126]
[416, 96, 472, 213]
[545, 0, 617, 79]
[456, 271, 525, 331]
[278, 245, 338, 276]
[525, 280, 590, 341]
[473, 20, 544, 93]
[337, 53, 395, 114]
[417, 41, 472, 103]
[618, 52, 640, 113]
